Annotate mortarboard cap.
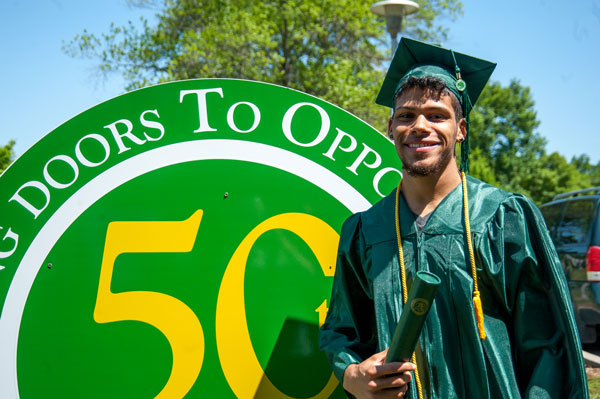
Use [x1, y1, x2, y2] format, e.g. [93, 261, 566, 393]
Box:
[377, 37, 496, 172]
[376, 37, 496, 110]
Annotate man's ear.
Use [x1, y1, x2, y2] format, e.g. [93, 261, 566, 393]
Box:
[457, 118, 467, 142]
[387, 118, 393, 139]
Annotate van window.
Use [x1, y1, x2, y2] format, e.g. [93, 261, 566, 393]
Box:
[556, 199, 596, 246]
[541, 203, 563, 239]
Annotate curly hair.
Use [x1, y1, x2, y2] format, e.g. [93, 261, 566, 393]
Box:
[394, 75, 463, 121]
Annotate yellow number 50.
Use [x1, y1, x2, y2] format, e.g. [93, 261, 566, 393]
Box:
[94, 210, 205, 399]
[93, 210, 339, 398]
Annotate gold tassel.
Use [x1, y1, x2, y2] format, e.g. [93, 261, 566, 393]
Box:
[462, 172, 486, 340]
[472, 290, 486, 339]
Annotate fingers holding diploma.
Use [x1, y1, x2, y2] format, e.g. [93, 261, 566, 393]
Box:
[343, 348, 416, 398]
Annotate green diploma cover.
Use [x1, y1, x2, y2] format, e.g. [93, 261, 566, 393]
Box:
[386, 270, 441, 363]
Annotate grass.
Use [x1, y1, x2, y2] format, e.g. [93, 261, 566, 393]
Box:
[590, 378, 600, 398]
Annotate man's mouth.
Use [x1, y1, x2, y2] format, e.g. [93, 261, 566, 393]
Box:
[405, 142, 440, 151]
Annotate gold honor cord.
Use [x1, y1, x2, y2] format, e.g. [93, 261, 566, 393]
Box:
[394, 173, 486, 399]
[461, 171, 486, 340]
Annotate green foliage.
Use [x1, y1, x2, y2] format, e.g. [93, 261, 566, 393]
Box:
[0, 140, 15, 174]
[572, 154, 600, 186]
[469, 80, 593, 204]
[467, 146, 498, 187]
[469, 80, 542, 200]
[521, 152, 591, 204]
[63, 0, 462, 129]
[63, 0, 599, 205]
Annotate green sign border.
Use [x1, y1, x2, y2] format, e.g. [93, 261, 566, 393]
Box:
[0, 79, 401, 397]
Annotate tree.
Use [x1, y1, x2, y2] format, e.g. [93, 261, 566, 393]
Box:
[63, 0, 462, 129]
[467, 146, 498, 187]
[68, 1, 600, 204]
[468, 80, 593, 204]
[572, 154, 600, 187]
[0, 140, 15, 175]
[469, 80, 544, 200]
[521, 152, 591, 204]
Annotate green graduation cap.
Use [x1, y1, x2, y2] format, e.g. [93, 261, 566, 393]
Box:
[377, 37, 496, 172]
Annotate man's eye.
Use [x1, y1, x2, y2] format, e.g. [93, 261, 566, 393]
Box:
[429, 114, 447, 120]
[396, 112, 412, 119]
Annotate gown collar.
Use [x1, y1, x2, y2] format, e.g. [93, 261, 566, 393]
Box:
[397, 179, 466, 237]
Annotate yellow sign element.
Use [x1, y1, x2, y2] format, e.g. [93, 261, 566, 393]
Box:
[315, 300, 329, 328]
[94, 210, 205, 399]
[216, 213, 339, 398]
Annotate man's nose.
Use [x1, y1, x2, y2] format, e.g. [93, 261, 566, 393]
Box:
[412, 114, 430, 133]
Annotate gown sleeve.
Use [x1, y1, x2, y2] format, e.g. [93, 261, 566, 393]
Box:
[480, 194, 588, 398]
[318, 212, 378, 384]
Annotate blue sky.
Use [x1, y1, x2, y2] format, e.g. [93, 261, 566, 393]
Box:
[1, 0, 599, 163]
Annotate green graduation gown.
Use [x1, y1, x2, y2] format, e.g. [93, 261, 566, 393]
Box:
[319, 176, 588, 399]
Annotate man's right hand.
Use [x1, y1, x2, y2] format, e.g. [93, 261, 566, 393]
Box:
[342, 349, 416, 398]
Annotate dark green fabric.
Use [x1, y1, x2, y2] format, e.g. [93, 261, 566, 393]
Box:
[376, 37, 496, 110]
[319, 176, 588, 399]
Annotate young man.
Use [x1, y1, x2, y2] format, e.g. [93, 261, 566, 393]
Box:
[319, 38, 588, 399]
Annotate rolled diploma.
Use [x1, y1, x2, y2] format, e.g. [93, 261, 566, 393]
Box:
[385, 270, 441, 363]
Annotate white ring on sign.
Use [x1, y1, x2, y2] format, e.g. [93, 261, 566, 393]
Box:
[0, 139, 371, 397]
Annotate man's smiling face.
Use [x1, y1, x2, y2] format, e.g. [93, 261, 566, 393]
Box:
[388, 87, 466, 177]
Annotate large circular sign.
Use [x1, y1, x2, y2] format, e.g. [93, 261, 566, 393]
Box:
[0, 79, 401, 398]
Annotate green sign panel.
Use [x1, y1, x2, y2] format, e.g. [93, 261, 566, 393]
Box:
[0, 79, 401, 398]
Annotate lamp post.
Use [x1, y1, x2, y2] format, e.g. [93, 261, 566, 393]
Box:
[370, 0, 419, 57]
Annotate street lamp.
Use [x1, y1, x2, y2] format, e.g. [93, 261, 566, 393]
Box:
[370, 0, 419, 57]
